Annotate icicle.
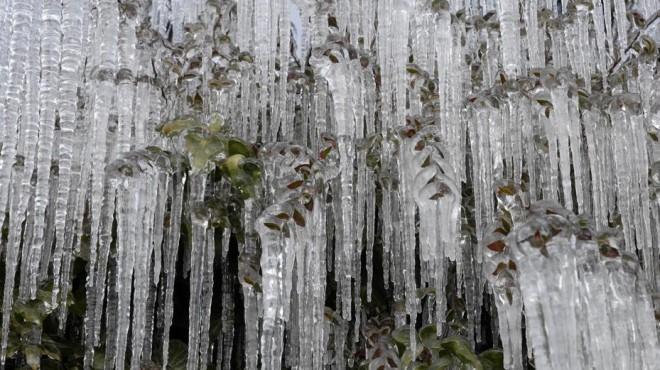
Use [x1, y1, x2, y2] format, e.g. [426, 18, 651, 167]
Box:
[116, 1, 137, 153]
[487, 189, 660, 370]
[311, 48, 359, 320]
[399, 124, 460, 340]
[548, 82, 574, 211]
[13, 0, 42, 302]
[26, 0, 62, 297]
[142, 262, 157, 363]
[0, 0, 12, 142]
[435, 5, 451, 129]
[1, 168, 30, 365]
[186, 174, 213, 370]
[484, 183, 527, 370]
[81, 0, 119, 364]
[0, 0, 34, 240]
[129, 167, 158, 370]
[612, 0, 628, 59]
[498, 0, 521, 77]
[257, 203, 292, 370]
[52, 0, 85, 307]
[162, 172, 186, 370]
[112, 180, 137, 370]
[218, 230, 235, 370]
[257, 143, 337, 370]
[524, 0, 542, 68]
[254, 0, 273, 140]
[0, 0, 657, 368]
[0, 0, 38, 363]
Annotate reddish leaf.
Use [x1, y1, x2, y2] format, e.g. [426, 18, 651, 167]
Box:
[530, 230, 545, 248]
[600, 244, 620, 258]
[487, 240, 506, 252]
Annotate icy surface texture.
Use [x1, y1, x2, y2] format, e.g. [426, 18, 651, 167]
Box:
[485, 183, 659, 370]
[0, 0, 657, 369]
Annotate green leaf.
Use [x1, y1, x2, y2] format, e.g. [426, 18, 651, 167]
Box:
[440, 337, 482, 370]
[392, 325, 411, 346]
[222, 154, 246, 178]
[419, 325, 437, 343]
[226, 138, 252, 157]
[159, 117, 203, 137]
[241, 159, 262, 181]
[400, 345, 426, 368]
[14, 302, 45, 327]
[185, 132, 226, 172]
[400, 349, 415, 369]
[208, 114, 227, 134]
[430, 352, 454, 369]
[223, 156, 261, 200]
[479, 349, 504, 370]
[419, 325, 444, 349]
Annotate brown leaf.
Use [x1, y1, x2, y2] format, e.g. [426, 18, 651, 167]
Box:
[264, 222, 281, 231]
[293, 209, 306, 227]
[508, 260, 517, 271]
[287, 180, 304, 189]
[530, 230, 545, 248]
[304, 198, 314, 211]
[599, 244, 620, 258]
[421, 155, 432, 168]
[430, 192, 445, 200]
[492, 262, 507, 276]
[487, 240, 506, 252]
[319, 147, 332, 160]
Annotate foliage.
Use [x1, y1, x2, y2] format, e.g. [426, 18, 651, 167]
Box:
[158, 115, 261, 199]
[6, 285, 61, 370]
[3, 113, 504, 369]
[361, 318, 503, 370]
[159, 115, 262, 241]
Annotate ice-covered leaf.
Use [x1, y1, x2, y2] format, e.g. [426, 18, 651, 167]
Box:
[159, 117, 203, 137]
[478, 349, 504, 370]
[440, 337, 482, 370]
[227, 138, 252, 157]
[185, 132, 226, 172]
[392, 325, 411, 346]
[24, 345, 42, 370]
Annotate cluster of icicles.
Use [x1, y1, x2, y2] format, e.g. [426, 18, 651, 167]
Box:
[0, 0, 659, 369]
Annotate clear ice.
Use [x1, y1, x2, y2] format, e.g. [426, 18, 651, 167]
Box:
[0, 0, 658, 369]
